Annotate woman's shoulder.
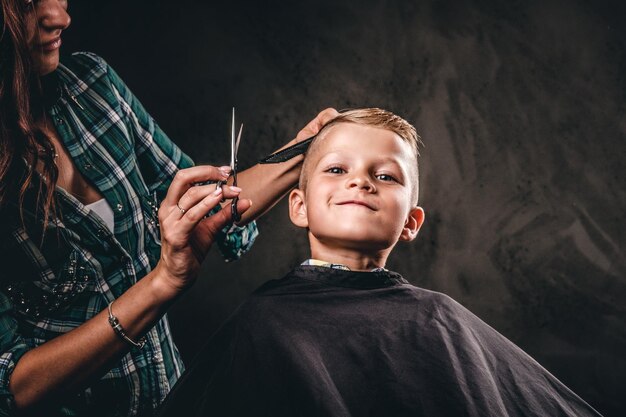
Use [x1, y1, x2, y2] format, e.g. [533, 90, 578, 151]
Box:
[58, 51, 110, 82]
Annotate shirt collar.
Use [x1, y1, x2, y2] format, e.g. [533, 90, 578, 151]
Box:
[301, 259, 387, 272]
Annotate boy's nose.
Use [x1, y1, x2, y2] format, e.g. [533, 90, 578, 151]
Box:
[346, 174, 376, 193]
[38, 0, 71, 32]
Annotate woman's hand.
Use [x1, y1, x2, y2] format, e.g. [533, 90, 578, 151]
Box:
[294, 107, 339, 142]
[154, 165, 252, 296]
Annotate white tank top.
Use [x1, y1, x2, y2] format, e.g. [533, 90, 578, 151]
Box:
[84, 198, 115, 233]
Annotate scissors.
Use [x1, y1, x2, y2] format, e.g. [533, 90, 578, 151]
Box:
[217, 107, 243, 223]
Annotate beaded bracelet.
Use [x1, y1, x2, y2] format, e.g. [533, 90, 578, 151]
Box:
[107, 301, 147, 349]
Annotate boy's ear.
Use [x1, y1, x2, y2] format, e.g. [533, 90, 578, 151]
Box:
[399, 206, 425, 242]
[288, 189, 309, 228]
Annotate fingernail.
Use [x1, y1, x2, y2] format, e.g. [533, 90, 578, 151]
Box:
[219, 166, 231, 175]
[212, 187, 223, 196]
[229, 186, 242, 192]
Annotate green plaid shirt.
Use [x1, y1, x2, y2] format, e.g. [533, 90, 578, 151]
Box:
[0, 52, 257, 416]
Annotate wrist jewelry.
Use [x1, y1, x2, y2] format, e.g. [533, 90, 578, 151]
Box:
[107, 301, 147, 349]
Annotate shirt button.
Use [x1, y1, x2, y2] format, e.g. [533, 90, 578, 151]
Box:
[56, 118, 64, 124]
[116, 203, 123, 212]
[96, 228, 106, 237]
[83, 163, 92, 170]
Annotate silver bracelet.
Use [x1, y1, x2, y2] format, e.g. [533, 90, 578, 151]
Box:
[107, 301, 147, 349]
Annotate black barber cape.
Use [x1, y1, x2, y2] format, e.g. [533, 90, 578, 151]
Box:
[158, 266, 602, 417]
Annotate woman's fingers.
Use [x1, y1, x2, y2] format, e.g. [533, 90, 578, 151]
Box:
[198, 198, 252, 239]
[179, 186, 242, 224]
[175, 183, 242, 216]
[160, 186, 240, 248]
[294, 107, 339, 142]
[161, 165, 231, 211]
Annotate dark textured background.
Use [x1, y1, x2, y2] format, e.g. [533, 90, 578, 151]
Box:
[64, 1, 625, 415]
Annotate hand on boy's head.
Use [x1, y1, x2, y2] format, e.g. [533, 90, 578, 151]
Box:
[294, 108, 340, 142]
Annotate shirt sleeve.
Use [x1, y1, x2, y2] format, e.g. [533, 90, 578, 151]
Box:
[102, 57, 257, 261]
[0, 291, 31, 415]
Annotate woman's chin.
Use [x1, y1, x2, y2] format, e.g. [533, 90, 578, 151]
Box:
[33, 55, 60, 76]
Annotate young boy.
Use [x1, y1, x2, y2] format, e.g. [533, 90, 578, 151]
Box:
[158, 109, 602, 417]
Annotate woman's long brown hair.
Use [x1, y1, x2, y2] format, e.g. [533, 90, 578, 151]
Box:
[1, 0, 58, 235]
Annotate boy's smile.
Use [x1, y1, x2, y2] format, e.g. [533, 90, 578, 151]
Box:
[335, 200, 377, 210]
[289, 123, 424, 270]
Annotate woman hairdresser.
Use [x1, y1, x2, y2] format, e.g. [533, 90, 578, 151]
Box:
[0, 0, 337, 415]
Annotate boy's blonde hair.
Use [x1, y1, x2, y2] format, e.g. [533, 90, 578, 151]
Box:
[299, 108, 423, 205]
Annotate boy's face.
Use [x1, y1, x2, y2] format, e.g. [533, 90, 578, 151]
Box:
[289, 123, 424, 255]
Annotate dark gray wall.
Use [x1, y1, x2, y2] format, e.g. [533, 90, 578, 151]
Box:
[65, 1, 625, 415]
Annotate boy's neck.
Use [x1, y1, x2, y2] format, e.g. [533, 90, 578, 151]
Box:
[309, 239, 391, 272]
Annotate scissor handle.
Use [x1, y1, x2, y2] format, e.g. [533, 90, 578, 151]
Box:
[230, 158, 241, 223]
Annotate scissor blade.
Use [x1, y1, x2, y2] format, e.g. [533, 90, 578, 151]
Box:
[235, 123, 243, 157]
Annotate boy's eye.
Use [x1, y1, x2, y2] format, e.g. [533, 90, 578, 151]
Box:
[376, 173, 397, 182]
[326, 167, 345, 174]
